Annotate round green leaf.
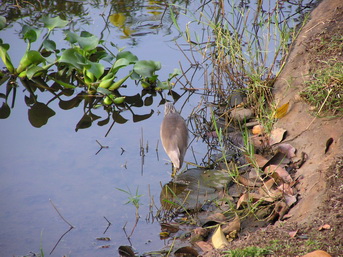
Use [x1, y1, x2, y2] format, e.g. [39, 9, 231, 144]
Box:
[133, 60, 161, 77]
[42, 16, 68, 30]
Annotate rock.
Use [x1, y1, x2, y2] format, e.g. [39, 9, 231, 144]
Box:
[230, 108, 254, 122]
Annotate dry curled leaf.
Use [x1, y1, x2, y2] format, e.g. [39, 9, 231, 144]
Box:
[237, 192, 274, 209]
[238, 175, 262, 187]
[245, 153, 269, 168]
[174, 246, 199, 257]
[277, 143, 296, 158]
[212, 225, 229, 249]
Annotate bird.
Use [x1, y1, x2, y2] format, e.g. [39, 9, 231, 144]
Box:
[160, 102, 188, 177]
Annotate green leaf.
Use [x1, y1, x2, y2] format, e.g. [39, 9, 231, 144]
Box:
[116, 51, 138, 63]
[17, 50, 46, 73]
[65, 31, 99, 51]
[0, 16, 6, 30]
[59, 48, 86, 70]
[88, 62, 104, 79]
[43, 39, 56, 51]
[0, 42, 15, 73]
[133, 60, 161, 77]
[22, 25, 41, 43]
[26, 66, 45, 79]
[42, 16, 68, 30]
[112, 58, 130, 73]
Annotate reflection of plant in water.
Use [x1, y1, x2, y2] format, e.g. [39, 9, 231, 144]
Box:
[0, 15, 180, 131]
[116, 186, 143, 239]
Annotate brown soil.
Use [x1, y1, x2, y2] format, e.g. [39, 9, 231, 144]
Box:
[205, 0, 343, 256]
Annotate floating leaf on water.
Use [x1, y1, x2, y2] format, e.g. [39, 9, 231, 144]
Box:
[118, 245, 135, 257]
[42, 15, 68, 31]
[274, 102, 290, 119]
[160, 223, 179, 233]
[211, 225, 229, 249]
[0, 102, 10, 119]
[96, 237, 111, 241]
[159, 231, 170, 239]
[109, 13, 126, 28]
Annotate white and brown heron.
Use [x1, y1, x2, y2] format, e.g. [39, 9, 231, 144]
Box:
[160, 102, 188, 177]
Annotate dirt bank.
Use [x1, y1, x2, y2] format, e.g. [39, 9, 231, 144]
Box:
[208, 0, 343, 256]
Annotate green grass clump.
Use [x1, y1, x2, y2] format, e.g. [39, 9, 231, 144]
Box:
[300, 62, 343, 116]
[223, 246, 273, 257]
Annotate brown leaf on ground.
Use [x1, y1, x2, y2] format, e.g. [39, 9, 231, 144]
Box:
[195, 241, 213, 252]
[277, 183, 294, 195]
[318, 224, 331, 231]
[277, 143, 296, 158]
[288, 229, 298, 238]
[284, 194, 297, 207]
[301, 250, 332, 257]
[268, 201, 289, 221]
[237, 192, 274, 209]
[207, 213, 227, 223]
[222, 215, 241, 235]
[265, 165, 293, 183]
[270, 127, 287, 145]
[246, 153, 269, 168]
[238, 175, 262, 187]
[252, 124, 264, 135]
[274, 102, 290, 119]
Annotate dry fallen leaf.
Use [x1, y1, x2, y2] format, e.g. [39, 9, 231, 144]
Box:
[277, 183, 294, 195]
[237, 192, 274, 209]
[318, 224, 331, 231]
[222, 215, 241, 235]
[277, 143, 296, 158]
[207, 213, 227, 223]
[284, 194, 297, 207]
[275, 102, 290, 119]
[245, 153, 269, 168]
[288, 229, 298, 238]
[211, 225, 229, 249]
[238, 175, 262, 187]
[195, 241, 213, 252]
[265, 165, 293, 183]
[270, 127, 287, 145]
[252, 124, 264, 135]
